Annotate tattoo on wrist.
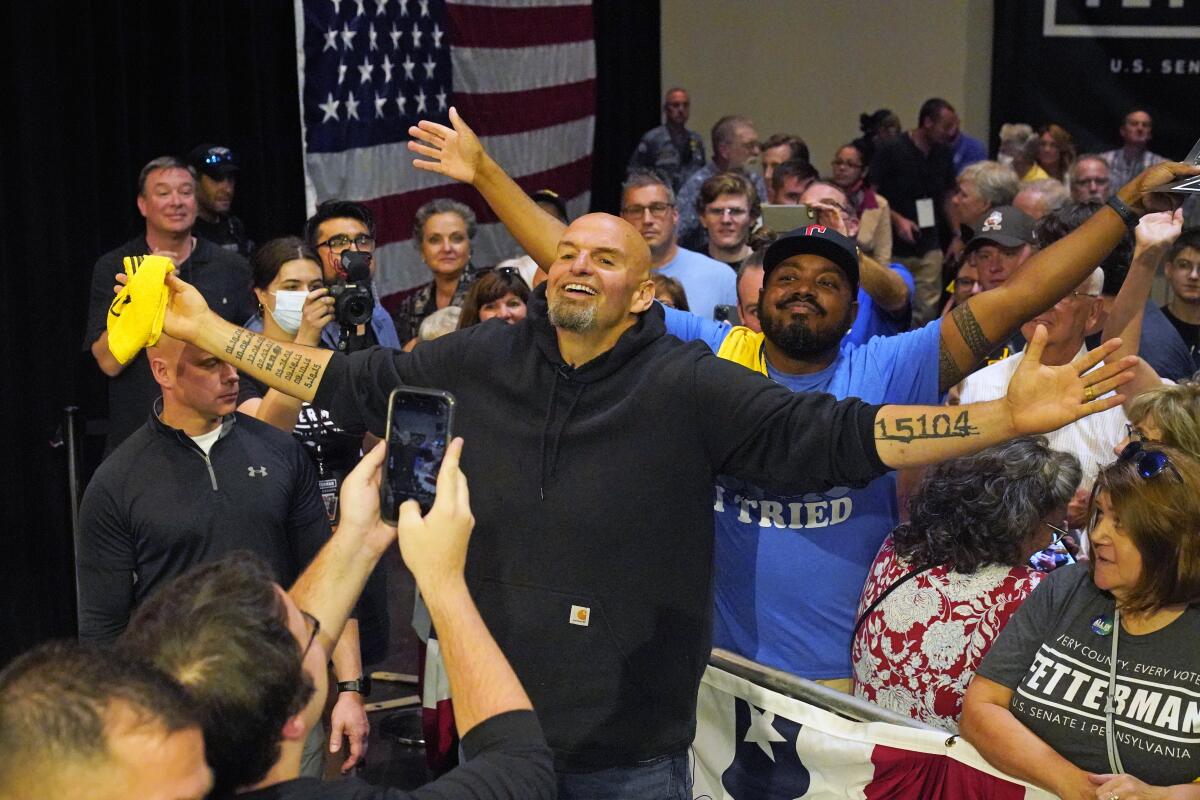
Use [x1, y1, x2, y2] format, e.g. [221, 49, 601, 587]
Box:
[939, 347, 965, 389]
[950, 303, 993, 360]
[875, 411, 979, 443]
[223, 328, 323, 389]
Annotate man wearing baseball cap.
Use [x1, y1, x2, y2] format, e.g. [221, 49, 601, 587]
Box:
[188, 143, 253, 257]
[656, 206, 1149, 687]
[960, 205, 1037, 362]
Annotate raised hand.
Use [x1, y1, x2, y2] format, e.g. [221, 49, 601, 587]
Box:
[408, 107, 486, 185]
[336, 440, 404, 559]
[296, 287, 335, 346]
[1122, 160, 1200, 214]
[1005, 325, 1137, 436]
[1133, 208, 1183, 252]
[160, 273, 213, 344]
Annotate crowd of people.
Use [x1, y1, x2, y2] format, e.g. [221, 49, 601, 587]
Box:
[3, 87, 1200, 800]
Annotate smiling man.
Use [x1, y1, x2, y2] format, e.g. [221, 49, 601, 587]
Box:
[698, 171, 759, 271]
[142, 108, 1179, 800]
[85, 155, 255, 455]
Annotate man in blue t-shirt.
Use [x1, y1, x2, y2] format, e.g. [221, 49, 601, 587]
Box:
[619, 169, 736, 320]
[663, 215, 1143, 683]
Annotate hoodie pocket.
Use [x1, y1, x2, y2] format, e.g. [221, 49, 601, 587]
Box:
[472, 577, 651, 753]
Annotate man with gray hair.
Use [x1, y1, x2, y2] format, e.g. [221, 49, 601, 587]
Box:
[1069, 154, 1112, 203]
[1014, 178, 1070, 220]
[952, 160, 1020, 233]
[620, 168, 736, 319]
[675, 115, 769, 250]
[84, 155, 254, 455]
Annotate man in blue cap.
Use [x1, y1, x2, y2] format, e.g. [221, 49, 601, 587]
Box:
[188, 143, 253, 257]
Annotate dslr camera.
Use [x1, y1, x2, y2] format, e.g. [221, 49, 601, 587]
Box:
[329, 251, 375, 327]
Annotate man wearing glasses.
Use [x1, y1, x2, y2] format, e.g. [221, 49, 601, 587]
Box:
[304, 199, 402, 352]
[621, 169, 736, 319]
[85, 155, 256, 455]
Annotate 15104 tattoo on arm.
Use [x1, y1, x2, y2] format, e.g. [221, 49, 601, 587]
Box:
[875, 410, 979, 443]
[224, 328, 322, 390]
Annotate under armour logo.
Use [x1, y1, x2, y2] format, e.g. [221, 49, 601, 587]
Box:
[248, 466, 268, 478]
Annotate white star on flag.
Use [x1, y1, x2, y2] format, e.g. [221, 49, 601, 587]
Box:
[411, 22, 422, 47]
[337, 62, 347, 85]
[353, 0, 365, 16]
[431, 23, 443, 48]
[398, 0, 408, 16]
[358, 56, 374, 83]
[381, 54, 394, 82]
[323, 28, 339, 51]
[415, 88, 426, 113]
[743, 706, 787, 762]
[331, 0, 342, 13]
[374, 92, 388, 118]
[374, 0, 387, 14]
[422, 56, 436, 79]
[418, 0, 429, 17]
[340, 23, 356, 49]
[396, 91, 407, 114]
[345, 91, 361, 119]
[401, 55, 415, 80]
[436, 88, 447, 110]
[389, 22, 402, 48]
[319, 93, 340, 121]
[368, 23, 378, 50]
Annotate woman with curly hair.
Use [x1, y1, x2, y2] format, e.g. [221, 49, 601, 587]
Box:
[852, 437, 1081, 731]
[1037, 123, 1077, 183]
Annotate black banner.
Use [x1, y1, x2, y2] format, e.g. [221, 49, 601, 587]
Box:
[992, 0, 1200, 160]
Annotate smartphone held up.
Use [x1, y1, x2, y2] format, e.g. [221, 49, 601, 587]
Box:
[381, 387, 456, 523]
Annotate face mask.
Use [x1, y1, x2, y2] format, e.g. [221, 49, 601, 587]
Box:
[268, 290, 308, 336]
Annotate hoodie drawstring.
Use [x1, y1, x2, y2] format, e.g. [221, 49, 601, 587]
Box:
[539, 366, 586, 500]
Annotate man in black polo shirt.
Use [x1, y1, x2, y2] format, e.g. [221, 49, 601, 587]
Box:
[85, 155, 255, 455]
[871, 97, 960, 327]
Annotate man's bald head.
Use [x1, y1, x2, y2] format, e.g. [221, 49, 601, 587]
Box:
[145, 334, 240, 423]
[564, 213, 652, 280]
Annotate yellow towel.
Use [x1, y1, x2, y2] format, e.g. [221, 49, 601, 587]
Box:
[106, 254, 175, 364]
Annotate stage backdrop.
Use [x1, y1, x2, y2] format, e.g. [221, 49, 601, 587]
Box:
[992, 0, 1200, 160]
[294, 0, 596, 302]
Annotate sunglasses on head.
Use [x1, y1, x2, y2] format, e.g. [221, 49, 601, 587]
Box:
[1117, 439, 1180, 481]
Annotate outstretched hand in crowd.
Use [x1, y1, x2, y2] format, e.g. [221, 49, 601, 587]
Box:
[1004, 325, 1137, 435]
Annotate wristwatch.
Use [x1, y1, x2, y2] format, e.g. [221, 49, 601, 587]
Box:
[336, 675, 372, 696]
[1106, 194, 1140, 230]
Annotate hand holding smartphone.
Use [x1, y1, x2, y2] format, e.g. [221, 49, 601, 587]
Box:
[380, 387, 456, 523]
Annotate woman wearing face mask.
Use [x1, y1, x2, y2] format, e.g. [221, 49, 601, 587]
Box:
[237, 237, 335, 429]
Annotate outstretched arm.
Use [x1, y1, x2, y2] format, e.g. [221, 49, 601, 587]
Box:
[877, 327, 1135, 469]
[409, 108, 566, 270]
[937, 162, 1199, 392]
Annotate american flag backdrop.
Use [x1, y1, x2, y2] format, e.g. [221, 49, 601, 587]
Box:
[293, 0, 595, 301]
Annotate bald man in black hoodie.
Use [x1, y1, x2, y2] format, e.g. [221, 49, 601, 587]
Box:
[145, 109, 1163, 799]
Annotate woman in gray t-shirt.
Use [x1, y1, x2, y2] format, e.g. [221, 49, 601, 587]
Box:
[960, 443, 1200, 798]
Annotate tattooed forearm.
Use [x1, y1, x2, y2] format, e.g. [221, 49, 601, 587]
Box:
[938, 346, 965, 390]
[222, 328, 325, 391]
[875, 411, 979, 443]
[950, 302, 993, 360]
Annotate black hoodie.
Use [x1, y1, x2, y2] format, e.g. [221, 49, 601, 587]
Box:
[314, 285, 886, 769]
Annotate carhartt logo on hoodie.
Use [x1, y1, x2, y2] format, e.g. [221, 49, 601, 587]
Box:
[570, 605, 590, 626]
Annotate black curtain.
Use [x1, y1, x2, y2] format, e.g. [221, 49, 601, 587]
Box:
[0, 1, 660, 666]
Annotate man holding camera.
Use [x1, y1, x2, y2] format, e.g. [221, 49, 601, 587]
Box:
[304, 200, 401, 352]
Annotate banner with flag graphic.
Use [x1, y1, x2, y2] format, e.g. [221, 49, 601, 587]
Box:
[293, 0, 595, 301]
[693, 665, 1058, 799]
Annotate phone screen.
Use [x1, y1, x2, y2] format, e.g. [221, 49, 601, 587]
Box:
[382, 389, 454, 522]
[761, 204, 816, 234]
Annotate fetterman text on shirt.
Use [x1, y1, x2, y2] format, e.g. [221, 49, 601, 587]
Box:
[1012, 632, 1200, 759]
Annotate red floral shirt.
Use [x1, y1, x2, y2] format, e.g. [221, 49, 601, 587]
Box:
[851, 537, 1045, 732]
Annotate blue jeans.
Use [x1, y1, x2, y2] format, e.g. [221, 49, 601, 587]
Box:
[557, 750, 692, 800]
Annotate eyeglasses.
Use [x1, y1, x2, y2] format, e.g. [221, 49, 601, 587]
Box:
[1123, 422, 1146, 444]
[831, 159, 863, 169]
[1055, 290, 1101, 307]
[1117, 439, 1180, 481]
[620, 202, 674, 219]
[317, 233, 375, 252]
[1043, 520, 1071, 548]
[704, 206, 749, 219]
[300, 609, 321, 659]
